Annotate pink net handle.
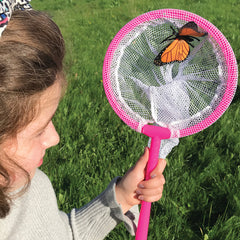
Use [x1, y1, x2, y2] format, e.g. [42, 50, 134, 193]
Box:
[102, 9, 238, 137]
[135, 125, 171, 239]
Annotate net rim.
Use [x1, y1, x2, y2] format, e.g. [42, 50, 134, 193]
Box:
[102, 8, 238, 138]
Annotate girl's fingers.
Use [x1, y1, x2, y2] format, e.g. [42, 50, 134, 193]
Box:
[136, 186, 163, 196]
[135, 158, 166, 202]
[137, 158, 166, 189]
[138, 174, 165, 189]
[136, 173, 165, 202]
[135, 187, 163, 202]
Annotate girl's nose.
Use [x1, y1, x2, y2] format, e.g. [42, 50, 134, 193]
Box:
[42, 121, 60, 149]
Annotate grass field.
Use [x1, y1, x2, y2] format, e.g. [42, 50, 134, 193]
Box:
[32, 0, 240, 239]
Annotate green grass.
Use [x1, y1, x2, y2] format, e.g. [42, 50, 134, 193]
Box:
[32, 0, 240, 239]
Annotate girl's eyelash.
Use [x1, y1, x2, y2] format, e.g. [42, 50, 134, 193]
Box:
[36, 129, 45, 137]
[36, 122, 50, 137]
[36, 132, 43, 137]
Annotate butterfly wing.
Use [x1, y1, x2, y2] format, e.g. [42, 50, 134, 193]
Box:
[154, 39, 190, 66]
[154, 21, 207, 66]
[179, 21, 207, 37]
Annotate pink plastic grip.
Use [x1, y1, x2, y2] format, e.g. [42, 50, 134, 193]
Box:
[136, 125, 171, 240]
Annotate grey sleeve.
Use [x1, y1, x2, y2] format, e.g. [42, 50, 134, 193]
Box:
[69, 177, 139, 240]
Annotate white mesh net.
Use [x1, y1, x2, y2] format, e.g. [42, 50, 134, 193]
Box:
[110, 18, 228, 137]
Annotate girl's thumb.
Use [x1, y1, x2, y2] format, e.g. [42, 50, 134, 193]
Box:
[135, 147, 149, 171]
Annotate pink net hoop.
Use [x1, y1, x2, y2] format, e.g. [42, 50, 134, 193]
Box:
[102, 9, 238, 138]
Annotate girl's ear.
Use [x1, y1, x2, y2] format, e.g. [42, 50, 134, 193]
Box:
[1, 137, 18, 158]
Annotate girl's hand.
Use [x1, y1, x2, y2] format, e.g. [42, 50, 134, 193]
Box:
[115, 147, 166, 213]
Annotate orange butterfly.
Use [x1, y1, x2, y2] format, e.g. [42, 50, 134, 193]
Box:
[154, 21, 207, 66]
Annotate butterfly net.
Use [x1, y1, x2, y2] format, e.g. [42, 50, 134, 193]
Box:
[106, 18, 231, 138]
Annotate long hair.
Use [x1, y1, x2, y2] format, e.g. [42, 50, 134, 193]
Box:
[0, 10, 65, 218]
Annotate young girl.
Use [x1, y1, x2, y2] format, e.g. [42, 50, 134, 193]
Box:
[0, 2, 167, 239]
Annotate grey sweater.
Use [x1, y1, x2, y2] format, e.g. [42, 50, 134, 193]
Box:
[0, 169, 139, 239]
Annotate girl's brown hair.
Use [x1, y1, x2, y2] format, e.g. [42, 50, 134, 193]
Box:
[0, 10, 65, 218]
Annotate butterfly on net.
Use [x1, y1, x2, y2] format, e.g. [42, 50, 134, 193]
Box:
[154, 21, 208, 66]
